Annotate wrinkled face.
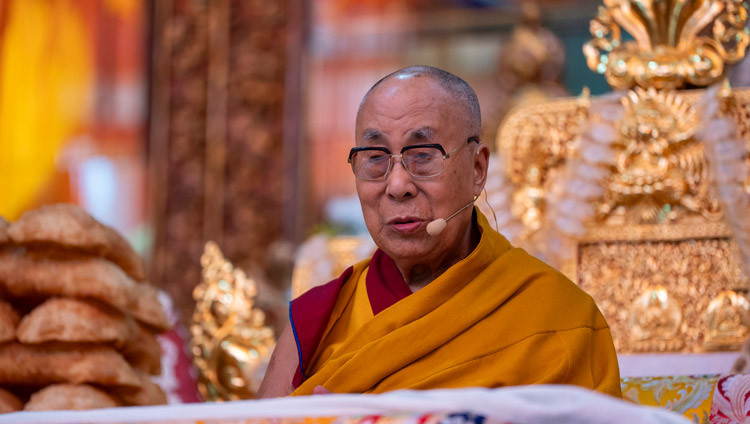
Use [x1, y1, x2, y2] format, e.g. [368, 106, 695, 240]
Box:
[354, 76, 487, 263]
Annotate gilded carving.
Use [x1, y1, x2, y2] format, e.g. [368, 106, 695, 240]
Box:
[705, 290, 750, 350]
[496, 97, 590, 237]
[577, 238, 748, 352]
[495, 86, 750, 352]
[598, 87, 722, 225]
[192, 242, 275, 401]
[628, 285, 683, 351]
[583, 0, 750, 89]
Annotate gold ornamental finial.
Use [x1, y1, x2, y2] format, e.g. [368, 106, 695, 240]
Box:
[584, 0, 749, 90]
[191, 241, 275, 401]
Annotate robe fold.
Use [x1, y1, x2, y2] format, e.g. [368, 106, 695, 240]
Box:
[289, 210, 621, 397]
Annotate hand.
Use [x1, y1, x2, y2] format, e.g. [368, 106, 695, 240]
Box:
[312, 385, 333, 395]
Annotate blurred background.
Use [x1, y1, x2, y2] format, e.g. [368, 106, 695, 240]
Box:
[1, 0, 747, 328]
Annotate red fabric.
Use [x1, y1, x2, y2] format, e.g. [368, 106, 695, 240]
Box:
[152, 290, 201, 403]
[290, 266, 352, 388]
[366, 249, 412, 315]
[157, 328, 202, 403]
[290, 249, 412, 388]
[710, 374, 750, 423]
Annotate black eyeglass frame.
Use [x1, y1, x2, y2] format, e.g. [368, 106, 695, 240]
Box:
[347, 136, 479, 180]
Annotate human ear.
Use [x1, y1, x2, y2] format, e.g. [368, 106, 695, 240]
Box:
[472, 143, 490, 196]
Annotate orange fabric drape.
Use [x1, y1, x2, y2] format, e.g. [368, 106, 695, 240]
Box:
[293, 211, 622, 397]
[0, 0, 93, 220]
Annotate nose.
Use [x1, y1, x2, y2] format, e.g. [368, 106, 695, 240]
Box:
[385, 157, 417, 201]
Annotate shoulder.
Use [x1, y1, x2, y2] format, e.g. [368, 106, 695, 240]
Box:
[294, 267, 354, 304]
[498, 247, 608, 330]
[292, 256, 373, 308]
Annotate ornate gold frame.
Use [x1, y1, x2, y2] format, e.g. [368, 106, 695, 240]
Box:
[495, 87, 750, 352]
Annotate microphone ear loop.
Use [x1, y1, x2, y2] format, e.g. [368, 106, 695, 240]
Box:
[481, 187, 499, 230]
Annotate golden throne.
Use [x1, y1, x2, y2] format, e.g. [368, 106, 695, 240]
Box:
[492, 0, 750, 354]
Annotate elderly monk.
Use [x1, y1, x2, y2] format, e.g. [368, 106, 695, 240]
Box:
[258, 65, 621, 398]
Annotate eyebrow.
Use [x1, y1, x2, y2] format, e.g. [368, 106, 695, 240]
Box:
[407, 127, 435, 142]
[361, 129, 384, 144]
[360, 127, 436, 145]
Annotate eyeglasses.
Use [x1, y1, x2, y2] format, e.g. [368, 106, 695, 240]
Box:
[348, 137, 479, 181]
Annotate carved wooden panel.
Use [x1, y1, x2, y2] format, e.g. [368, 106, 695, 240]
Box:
[149, 0, 297, 325]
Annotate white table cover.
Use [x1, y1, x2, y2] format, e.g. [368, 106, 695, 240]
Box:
[0, 385, 688, 424]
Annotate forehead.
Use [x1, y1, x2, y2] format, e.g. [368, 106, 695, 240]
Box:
[356, 77, 463, 141]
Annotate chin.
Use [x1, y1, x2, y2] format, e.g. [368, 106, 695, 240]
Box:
[377, 237, 435, 261]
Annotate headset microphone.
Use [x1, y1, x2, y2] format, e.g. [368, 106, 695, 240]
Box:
[426, 199, 476, 236]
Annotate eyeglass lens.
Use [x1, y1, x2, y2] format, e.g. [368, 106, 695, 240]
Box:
[352, 147, 445, 180]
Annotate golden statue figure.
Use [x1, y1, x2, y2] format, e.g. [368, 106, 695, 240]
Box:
[705, 290, 750, 350]
[598, 87, 723, 224]
[191, 242, 276, 401]
[629, 285, 683, 351]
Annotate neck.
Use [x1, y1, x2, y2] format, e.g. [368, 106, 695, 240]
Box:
[397, 217, 482, 292]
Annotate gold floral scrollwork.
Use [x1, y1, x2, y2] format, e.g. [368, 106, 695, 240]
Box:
[191, 241, 276, 401]
[584, 0, 750, 90]
[704, 290, 750, 350]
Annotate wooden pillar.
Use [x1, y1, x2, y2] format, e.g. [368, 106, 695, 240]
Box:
[148, 0, 302, 325]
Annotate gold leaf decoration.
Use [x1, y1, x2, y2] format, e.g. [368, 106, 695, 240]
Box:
[191, 241, 275, 401]
[584, 0, 750, 89]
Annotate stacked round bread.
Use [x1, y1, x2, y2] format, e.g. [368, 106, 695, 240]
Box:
[0, 204, 170, 412]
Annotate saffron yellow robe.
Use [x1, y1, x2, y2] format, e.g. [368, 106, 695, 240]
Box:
[290, 210, 621, 397]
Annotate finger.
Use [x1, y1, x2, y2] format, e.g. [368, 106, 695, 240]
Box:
[312, 385, 333, 395]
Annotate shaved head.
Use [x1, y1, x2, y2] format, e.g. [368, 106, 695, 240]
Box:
[357, 66, 482, 139]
